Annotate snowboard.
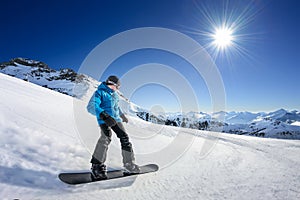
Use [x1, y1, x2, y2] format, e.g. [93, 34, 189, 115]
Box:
[58, 164, 159, 185]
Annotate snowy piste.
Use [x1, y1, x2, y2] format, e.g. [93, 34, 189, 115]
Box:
[0, 73, 300, 200]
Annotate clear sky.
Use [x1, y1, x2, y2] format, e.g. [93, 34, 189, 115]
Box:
[1, 0, 299, 112]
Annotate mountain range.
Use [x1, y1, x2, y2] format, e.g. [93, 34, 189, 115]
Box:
[1, 57, 300, 139]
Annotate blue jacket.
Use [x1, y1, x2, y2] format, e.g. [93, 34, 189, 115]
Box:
[92, 82, 123, 125]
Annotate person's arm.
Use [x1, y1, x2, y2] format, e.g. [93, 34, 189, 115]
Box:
[100, 112, 117, 127]
[119, 108, 128, 123]
[95, 90, 117, 126]
[94, 90, 104, 116]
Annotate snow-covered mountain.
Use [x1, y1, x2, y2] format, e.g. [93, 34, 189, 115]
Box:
[138, 109, 300, 139]
[1, 58, 300, 139]
[264, 109, 300, 123]
[1, 69, 300, 200]
[0, 57, 98, 99]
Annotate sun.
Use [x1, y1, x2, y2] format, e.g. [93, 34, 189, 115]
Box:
[191, 0, 262, 61]
[212, 27, 234, 49]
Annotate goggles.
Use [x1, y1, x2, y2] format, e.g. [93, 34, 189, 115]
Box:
[107, 80, 121, 89]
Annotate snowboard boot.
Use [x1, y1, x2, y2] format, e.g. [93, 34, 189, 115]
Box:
[123, 162, 140, 174]
[91, 163, 107, 180]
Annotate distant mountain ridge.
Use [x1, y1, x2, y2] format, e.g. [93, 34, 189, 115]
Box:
[137, 109, 300, 139]
[0, 57, 98, 99]
[1, 58, 300, 139]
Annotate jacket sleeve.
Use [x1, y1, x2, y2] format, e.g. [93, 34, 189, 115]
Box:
[118, 107, 124, 116]
[115, 93, 123, 116]
[94, 90, 104, 116]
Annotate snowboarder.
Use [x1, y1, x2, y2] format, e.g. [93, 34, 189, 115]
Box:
[89, 75, 140, 179]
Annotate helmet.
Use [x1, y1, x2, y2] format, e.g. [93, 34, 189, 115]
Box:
[106, 75, 120, 88]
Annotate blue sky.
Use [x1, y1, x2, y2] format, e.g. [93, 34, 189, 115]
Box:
[1, 0, 299, 112]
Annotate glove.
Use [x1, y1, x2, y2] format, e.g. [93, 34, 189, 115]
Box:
[120, 114, 128, 123]
[100, 112, 117, 127]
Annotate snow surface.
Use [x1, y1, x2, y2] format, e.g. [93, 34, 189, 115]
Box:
[1, 73, 300, 200]
[292, 121, 300, 126]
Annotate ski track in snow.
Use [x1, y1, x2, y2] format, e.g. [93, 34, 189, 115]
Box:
[0, 73, 300, 200]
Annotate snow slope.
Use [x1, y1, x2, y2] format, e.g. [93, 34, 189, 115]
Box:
[1, 73, 300, 200]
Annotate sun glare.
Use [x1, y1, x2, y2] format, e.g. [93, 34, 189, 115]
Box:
[191, 0, 261, 61]
[213, 27, 234, 49]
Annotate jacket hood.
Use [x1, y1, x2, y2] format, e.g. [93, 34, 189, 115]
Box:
[98, 82, 114, 93]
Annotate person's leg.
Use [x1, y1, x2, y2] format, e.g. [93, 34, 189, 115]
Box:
[90, 124, 112, 179]
[111, 122, 135, 164]
[112, 122, 140, 173]
[91, 124, 112, 164]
